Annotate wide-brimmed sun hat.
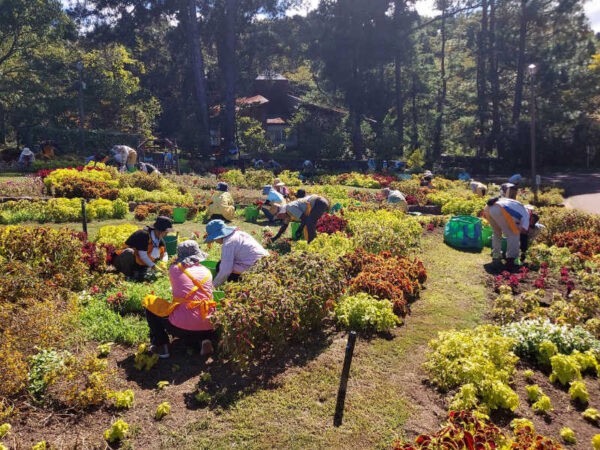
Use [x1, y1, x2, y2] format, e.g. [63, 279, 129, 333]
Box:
[273, 178, 285, 187]
[152, 216, 174, 232]
[508, 174, 522, 184]
[176, 240, 208, 265]
[204, 219, 236, 243]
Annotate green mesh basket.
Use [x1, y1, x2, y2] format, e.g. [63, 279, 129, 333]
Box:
[444, 215, 483, 250]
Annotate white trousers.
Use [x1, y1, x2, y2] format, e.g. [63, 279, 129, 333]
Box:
[485, 204, 520, 259]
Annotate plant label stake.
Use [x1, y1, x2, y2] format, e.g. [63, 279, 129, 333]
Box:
[81, 198, 88, 238]
[334, 331, 357, 427]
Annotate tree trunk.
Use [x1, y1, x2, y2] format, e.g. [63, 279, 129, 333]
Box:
[394, 56, 404, 156]
[184, 0, 210, 154]
[476, 0, 488, 156]
[411, 69, 419, 150]
[512, 0, 528, 124]
[221, 0, 238, 152]
[432, 10, 447, 161]
[488, 0, 503, 157]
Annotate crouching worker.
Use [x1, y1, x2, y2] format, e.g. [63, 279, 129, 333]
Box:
[261, 184, 286, 223]
[382, 187, 408, 212]
[272, 194, 330, 243]
[206, 182, 236, 222]
[204, 219, 269, 288]
[483, 196, 530, 272]
[142, 240, 216, 359]
[112, 216, 173, 281]
[469, 180, 487, 197]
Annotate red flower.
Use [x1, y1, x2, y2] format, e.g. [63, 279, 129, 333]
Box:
[534, 278, 546, 289]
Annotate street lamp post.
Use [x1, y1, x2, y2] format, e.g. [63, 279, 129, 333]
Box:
[76, 61, 85, 156]
[528, 63, 538, 203]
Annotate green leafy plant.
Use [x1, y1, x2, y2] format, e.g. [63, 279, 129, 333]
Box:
[157, 381, 170, 390]
[194, 390, 211, 407]
[155, 401, 171, 420]
[593, 435, 600, 450]
[335, 293, 400, 333]
[525, 384, 542, 403]
[133, 344, 159, 371]
[560, 427, 576, 444]
[583, 408, 600, 424]
[424, 325, 519, 412]
[292, 232, 356, 260]
[568, 380, 589, 404]
[523, 369, 535, 381]
[0, 423, 10, 438]
[27, 349, 66, 400]
[109, 389, 135, 409]
[31, 442, 47, 450]
[104, 418, 129, 444]
[532, 395, 553, 414]
[97, 343, 113, 358]
[549, 351, 598, 386]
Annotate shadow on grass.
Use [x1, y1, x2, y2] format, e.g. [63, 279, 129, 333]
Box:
[118, 328, 335, 410]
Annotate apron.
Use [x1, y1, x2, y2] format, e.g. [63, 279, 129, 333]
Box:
[142, 263, 216, 318]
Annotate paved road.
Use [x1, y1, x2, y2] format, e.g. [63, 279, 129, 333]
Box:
[543, 172, 600, 214]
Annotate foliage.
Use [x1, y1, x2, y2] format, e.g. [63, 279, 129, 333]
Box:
[276, 170, 302, 186]
[424, 325, 519, 412]
[336, 172, 382, 188]
[104, 419, 129, 444]
[0, 177, 45, 197]
[0, 423, 10, 439]
[531, 395, 553, 415]
[527, 244, 580, 269]
[569, 380, 589, 404]
[594, 435, 600, 450]
[518, 187, 564, 207]
[344, 249, 427, 317]
[559, 428, 576, 445]
[345, 208, 422, 256]
[118, 186, 193, 204]
[501, 319, 600, 365]
[217, 253, 346, 368]
[583, 408, 600, 424]
[95, 223, 140, 246]
[53, 176, 119, 200]
[155, 401, 171, 420]
[133, 344, 159, 371]
[549, 351, 599, 386]
[537, 208, 600, 244]
[335, 293, 400, 333]
[119, 171, 164, 191]
[109, 389, 135, 409]
[553, 228, 600, 259]
[97, 343, 113, 358]
[315, 213, 348, 234]
[0, 198, 127, 224]
[79, 295, 148, 345]
[292, 232, 356, 260]
[27, 349, 65, 400]
[237, 116, 273, 153]
[440, 197, 487, 216]
[525, 384, 542, 403]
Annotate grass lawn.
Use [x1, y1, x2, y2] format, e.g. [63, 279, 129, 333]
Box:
[152, 233, 489, 450]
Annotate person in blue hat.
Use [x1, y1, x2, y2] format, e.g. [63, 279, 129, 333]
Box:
[204, 220, 269, 287]
[206, 182, 236, 222]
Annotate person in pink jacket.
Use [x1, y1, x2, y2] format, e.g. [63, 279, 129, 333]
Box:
[145, 240, 216, 358]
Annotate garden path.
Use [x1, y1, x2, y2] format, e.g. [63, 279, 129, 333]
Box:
[544, 172, 600, 214]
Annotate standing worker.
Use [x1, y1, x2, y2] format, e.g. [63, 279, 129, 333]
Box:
[469, 180, 488, 197]
[272, 194, 330, 243]
[520, 205, 545, 263]
[142, 240, 216, 358]
[206, 182, 236, 222]
[112, 216, 173, 280]
[204, 219, 269, 287]
[483, 197, 530, 271]
[111, 145, 138, 172]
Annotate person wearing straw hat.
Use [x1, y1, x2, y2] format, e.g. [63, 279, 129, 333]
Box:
[273, 178, 290, 198]
[112, 216, 173, 281]
[420, 170, 434, 188]
[17, 147, 35, 170]
[206, 181, 236, 222]
[272, 194, 330, 243]
[143, 240, 216, 359]
[382, 187, 408, 211]
[500, 182, 518, 199]
[204, 219, 269, 287]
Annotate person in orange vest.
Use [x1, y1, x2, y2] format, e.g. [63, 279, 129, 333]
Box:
[112, 216, 173, 281]
[142, 240, 215, 358]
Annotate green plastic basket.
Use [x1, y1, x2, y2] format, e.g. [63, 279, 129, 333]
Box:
[482, 226, 508, 252]
[200, 260, 218, 278]
[244, 205, 260, 222]
[290, 222, 304, 241]
[163, 234, 178, 256]
[443, 215, 483, 250]
[172, 207, 188, 224]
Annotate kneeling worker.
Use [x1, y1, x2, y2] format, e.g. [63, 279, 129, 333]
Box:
[206, 182, 236, 222]
[272, 194, 330, 243]
[469, 180, 488, 197]
[113, 216, 173, 280]
[204, 219, 269, 288]
[483, 196, 530, 271]
[382, 187, 408, 212]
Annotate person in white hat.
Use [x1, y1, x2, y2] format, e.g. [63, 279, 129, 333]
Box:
[273, 178, 290, 198]
[469, 180, 488, 197]
[110, 144, 138, 172]
[500, 183, 518, 199]
[18, 147, 35, 169]
[382, 188, 408, 211]
[420, 170, 433, 188]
